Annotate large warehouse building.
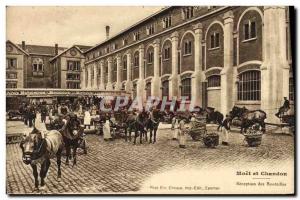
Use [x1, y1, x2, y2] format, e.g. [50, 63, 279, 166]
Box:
[6, 6, 294, 122]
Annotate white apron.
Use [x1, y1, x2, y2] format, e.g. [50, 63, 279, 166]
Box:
[103, 120, 112, 140]
[84, 111, 91, 125]
[172, 119, 179, 139]
[178, 120, 187, 147]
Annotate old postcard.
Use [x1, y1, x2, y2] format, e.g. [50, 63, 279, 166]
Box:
[6, 6, 295, 195]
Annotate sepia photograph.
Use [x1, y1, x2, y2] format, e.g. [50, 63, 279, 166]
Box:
[5, 5, 295, 195]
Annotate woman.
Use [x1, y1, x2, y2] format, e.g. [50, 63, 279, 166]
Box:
[103, 115, 112, 141]
[84, 107, 91, 129]
[178, 116, 188, 148]
[172, 117, 179, 140]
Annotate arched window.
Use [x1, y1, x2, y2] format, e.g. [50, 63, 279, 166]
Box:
[183, 40, 192, 55]
[162, 80, 169, 99]
[134, 53, 139, 67]
[207, 75, 221, 87]
[237, 70, 261, 101]
[181, 78, 191, 100]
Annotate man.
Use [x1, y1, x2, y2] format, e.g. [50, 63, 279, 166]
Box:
[40, 102, 48, 123]
[275, 97, 290, 118]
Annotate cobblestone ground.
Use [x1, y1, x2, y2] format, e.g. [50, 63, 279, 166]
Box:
[6, 121, 294, 194]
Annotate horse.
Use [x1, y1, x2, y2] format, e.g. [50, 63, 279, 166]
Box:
[59, 113, 85, 166]
[123, 110, 149, 144]
[20, 128, 64, 191]
[146, 109, 164, 144]
[202, 107, 224, 131]
[229, 106, 267, 133]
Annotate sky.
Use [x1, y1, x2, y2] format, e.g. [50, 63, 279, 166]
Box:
[6, 6, 164, 47]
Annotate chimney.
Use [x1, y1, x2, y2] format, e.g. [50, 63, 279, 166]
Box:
[105, 25, 110, 40]
[55, 44, 58, 55]
[21, 41, 26, 50]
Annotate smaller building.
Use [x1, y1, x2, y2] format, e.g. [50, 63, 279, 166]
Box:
[50, 45, 91, 89]
[6, 40, 91, 89]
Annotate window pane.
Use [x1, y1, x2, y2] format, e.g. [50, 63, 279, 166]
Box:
[215, 33, 220, 47]
[244, 24, 249, 40]
[251, 21, 256, 38]
[237, 70, 261, 101]
[210, 34, 214, 48]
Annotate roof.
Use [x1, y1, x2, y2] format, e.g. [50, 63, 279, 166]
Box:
[17, 44, 67, 55]
[85, 6, 172, 53]
[75, 45, 92, 53]
[49, 45, 92, 62]
[6, 40, 29, 56]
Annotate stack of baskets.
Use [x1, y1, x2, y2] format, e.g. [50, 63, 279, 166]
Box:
[243, 123, 263, 147]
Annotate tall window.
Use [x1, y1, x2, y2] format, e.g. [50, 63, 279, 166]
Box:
[123, 59, 127, 70]
[183, 40, 192, 55]
[181, 78, 191, 100]
[162, 16, 172, 28]
[237, 70, 261, 101]
[6, 58, 17, 69]
[134, 53, 139, 67]
[210, 32, 220, 49]
[244, 20, 256, 40]
[207, 75, 221, 87]
[162, 80, 169, 99]
[163, 47, 170, 60]
[289, 77, 294, 101]
[148, 51, 154, 63]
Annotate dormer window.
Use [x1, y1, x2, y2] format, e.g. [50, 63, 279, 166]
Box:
[162, 16, 172, 29]
[122, 38, 128, 46]
[112, 43, 117, 50]
[146, 24, 155, 35]
[182, 7, 194, 20]
[133, 31, 140, 41]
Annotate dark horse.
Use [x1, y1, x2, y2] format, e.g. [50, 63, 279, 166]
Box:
[146, 109, 164, 144]
[124, 110, 149, 144]
[60, 114, 85, 166]
[229, 106, 267, 133]
[20, 128, 64, 191]
[201, 107, 224, 131]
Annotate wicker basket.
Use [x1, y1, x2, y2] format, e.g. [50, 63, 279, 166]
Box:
[244, 135, 262, 147]
[203, 133, 219, 148]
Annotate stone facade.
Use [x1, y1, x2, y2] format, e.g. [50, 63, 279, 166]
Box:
[83, 6, 293, 122]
